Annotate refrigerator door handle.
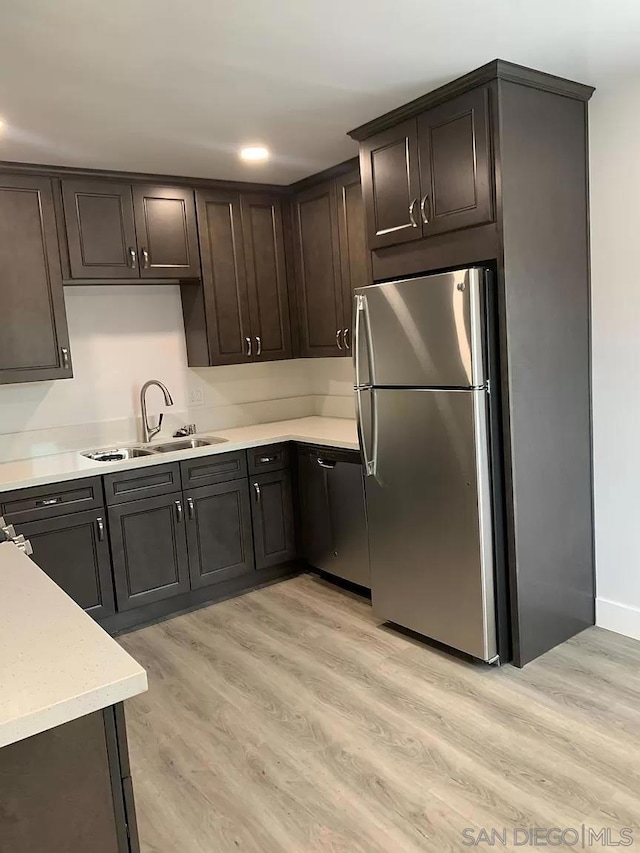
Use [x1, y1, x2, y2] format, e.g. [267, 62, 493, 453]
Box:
[356, 387, 377, 477]
[354, 293, 375, 388]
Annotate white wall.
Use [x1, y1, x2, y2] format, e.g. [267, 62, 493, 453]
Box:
[0, 285, 353, 460]
[590, 75, 640, 639]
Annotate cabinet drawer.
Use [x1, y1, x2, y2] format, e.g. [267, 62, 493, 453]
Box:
[180, 451, 247, 488]
[0, 477, 103, 524]
[247, 443, 290, 475]
[103, 463, 180, 505]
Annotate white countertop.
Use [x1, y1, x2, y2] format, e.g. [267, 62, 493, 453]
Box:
[0, 417, 359, 493]
[0, 542, 147, 748]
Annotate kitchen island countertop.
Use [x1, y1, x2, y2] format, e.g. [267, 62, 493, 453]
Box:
[0, 541, 147, 748]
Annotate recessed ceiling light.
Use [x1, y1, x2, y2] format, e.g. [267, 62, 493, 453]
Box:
[239, 146, 269, 162]
[0, 119, 5, 133]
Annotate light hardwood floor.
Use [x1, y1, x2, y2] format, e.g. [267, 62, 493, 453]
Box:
[119, 574, 640, 852]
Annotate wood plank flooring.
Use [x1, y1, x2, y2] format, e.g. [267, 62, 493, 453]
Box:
[118, 574, 640, 852]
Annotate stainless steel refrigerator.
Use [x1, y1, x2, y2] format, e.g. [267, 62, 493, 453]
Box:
[354, 267, 498, 662]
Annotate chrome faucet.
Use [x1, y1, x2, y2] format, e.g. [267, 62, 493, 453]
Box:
[140, 380, 174, 443]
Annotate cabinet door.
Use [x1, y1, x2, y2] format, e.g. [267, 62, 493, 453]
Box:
[0, 174, 72, 384]
[336, 169, 370, 355]
[109, 493, 190, 611]
[292, 180, 345, 357]
[417, 87, 493, 236]
[133, 185, 200, 278]
[359, 119, 421, 250]
[185, 480, 255, 589]
[17, 509, 115, 620]
[61, 179, 139, 279]
[250, 470, 296, 569]
[241, 193, 292, 362]
[196, 190, 253, 365]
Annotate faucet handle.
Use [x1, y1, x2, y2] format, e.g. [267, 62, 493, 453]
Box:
[173, 423, 196, 438]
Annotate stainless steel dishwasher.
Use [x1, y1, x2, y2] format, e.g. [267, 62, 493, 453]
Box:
[297, 445, 371, 589]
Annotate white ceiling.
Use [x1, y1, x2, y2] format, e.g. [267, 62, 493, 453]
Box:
[1, 0, 639, 184]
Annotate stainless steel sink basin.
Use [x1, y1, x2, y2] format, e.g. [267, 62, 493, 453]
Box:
[151, 436, 228, 453]
[82, 447, 157, 462]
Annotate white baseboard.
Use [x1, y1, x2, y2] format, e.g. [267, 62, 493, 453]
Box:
[596, 597, 640, 641]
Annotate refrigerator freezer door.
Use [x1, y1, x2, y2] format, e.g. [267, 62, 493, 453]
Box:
[365, 387, 496, 661]
[355, 268, 486, 388]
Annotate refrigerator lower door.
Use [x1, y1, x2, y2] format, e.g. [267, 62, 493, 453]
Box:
[365, 387, 496, 661]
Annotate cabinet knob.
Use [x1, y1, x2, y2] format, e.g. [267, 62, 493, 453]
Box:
[256, 336, 262, 357]
[253, 482, 261, 503]
[61, 347, 71, 370]
[187, 497, 195, 521]
[335, 330, 343, 351]
[245, 336, 252, 357]
[96, 517, 105, 541]
[141, 247, 150, 269]
[129, 247, 138, 269]
[342, 328, 350, 350]
[175, 500, 183, 523]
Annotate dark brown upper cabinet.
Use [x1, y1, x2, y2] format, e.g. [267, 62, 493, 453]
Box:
[292, 179, 345, 358]
[61, 179, 200, 280]
[133, 185, 200, 278]
[0, 174, 72, 384]
[186, 189, 291, 367]
[62, 180, 138, 278]
[336, 169, 370, 348]
[358, 89, 493, 250]
[359, 119, 421, 250]
[195, 189, 251, 365]
[417, 87, 492, 236]
[291, 169, 368, 357]
[241, 193, 292, 361]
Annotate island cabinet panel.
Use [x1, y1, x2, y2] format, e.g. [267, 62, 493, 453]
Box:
[109, 492, 190, 611]
[0, 709, 132, 853]
[185, 480, 255, 588]
[62, 179, 139, 278]
[0, 174, 72, 384]
[17, 509, 115, 620]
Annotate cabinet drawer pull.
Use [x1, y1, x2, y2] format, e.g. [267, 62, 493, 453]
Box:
[96, 517, 105, 541]
[336, 329, 343, 351]
[317, 458, 336, 469]
[187, 497, 195, 521]
[175, 500, 183, 523]
[408, 198, 418, 228]
[129, 247, 137, 269]
[35, 497, 61, 507]
[256, 336, 262, 356]
[61, 347, 71, 370]
[258, 456, 277, 464]
[420, 193, 430, 225]
[253, 482, 261, 503]
[343, 328, 350, 350]
[141, 247, 150, 269]
[245, 336, 252, 357]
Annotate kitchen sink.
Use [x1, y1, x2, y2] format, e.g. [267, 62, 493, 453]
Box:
[82, 447, 157, 462]
[82, 436, 228, 462]
[151, 436, 228, 453]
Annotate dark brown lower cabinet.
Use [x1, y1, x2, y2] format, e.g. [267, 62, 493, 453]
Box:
[0, 704, 138, 853]
[16, 509, 115, 620]
[185, 479, 255, 588]
[250, 470, 296, 570]
[109, 493, 190, 611]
